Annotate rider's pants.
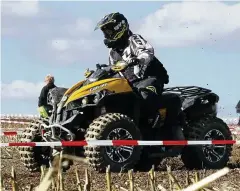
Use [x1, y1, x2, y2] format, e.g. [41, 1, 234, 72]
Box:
[133, 77, 163, 118]
[133, 77, 182, 129]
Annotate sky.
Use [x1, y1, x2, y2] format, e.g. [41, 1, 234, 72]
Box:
[1, 0, 240, 120]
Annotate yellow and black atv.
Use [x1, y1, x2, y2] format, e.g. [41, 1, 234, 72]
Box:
[19, 61, 233, 172]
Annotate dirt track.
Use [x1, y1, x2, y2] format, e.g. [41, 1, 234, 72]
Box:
[1, 123, 240, 190]
[1, 145, 240, 190]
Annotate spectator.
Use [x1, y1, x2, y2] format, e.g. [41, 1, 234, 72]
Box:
[38, 74, 56, 118]
[236, 100, 240, 113]
[236, 100, 240, 125]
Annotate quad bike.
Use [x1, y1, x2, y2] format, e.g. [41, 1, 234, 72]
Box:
[19, 61, 233, 172]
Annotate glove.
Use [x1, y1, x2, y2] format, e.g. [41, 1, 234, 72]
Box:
[84, 68, 94, 78]
[38, 106, 49, 118]
[128, 57, 140, 67]
[111, 61, 128, 72]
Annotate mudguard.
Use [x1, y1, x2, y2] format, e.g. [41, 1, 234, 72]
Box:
[181, 93, 219, 110]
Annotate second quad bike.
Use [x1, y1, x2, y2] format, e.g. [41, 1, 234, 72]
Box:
[19, 61, 233, 172]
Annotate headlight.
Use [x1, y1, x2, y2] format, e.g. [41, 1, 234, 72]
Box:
[88, 78, 97, 82]
[62, 95, 68, 102]
[81, 90, 112, 106]
[82, 97, 89, 105]
[93, 92, 101, 103]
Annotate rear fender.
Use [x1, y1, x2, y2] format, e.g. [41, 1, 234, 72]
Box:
[182, 93, 219, 110]
[183, 93, 219, 119]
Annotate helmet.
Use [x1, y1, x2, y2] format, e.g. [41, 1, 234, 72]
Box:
[95, 12, 130, 49]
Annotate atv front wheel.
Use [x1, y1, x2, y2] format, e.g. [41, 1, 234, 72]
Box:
[84, 113, 142, 172]
[18, 123, 50, 172]
[181, 116, 232, 169]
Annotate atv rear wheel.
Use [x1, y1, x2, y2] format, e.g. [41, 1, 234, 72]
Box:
[181, 116, 232, 169]
[84, 113, 142, 172]
[18, 123, 50, 172]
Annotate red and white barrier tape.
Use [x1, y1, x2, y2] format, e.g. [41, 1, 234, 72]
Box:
[0, 131, 23, 136]
[0, 140, 239, 147]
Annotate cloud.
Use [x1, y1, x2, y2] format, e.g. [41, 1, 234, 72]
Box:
[47, 14, 108, 64]
[2, 0, 39, 17]
[48, 17, 103, 63]
[49, 38, 102, 63]
[51, 39, 71, 52]
[1, 80, 44, 99]
[2, 3, 104, 64]
[137, 2, 240, 47]
[65, 18, 95, 36]
[4, 1, 239, 64]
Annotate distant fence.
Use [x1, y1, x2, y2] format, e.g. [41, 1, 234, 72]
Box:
[0, 113, 238, 123]
[0, 114, 39, 119]
[1, 114, 239, 136]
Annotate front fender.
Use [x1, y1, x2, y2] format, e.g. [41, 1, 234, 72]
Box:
[96, 91, 142, 125]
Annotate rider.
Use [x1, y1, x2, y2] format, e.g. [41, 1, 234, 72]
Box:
[94, 12, 183, 138]
[38, 74, 56, 118]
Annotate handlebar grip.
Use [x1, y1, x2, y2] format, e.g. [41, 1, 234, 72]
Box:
[96, 64, 101, 69]
[101, 64, 108, 68]
[96, 64, 108, 69]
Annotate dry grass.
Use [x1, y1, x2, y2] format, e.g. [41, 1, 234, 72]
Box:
[1, 141, 240, 191]
[1, 153, 231, 191]
[1, 122, 240, 191]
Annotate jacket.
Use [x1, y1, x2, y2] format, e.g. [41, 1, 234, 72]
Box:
[108, 33, 169, 84]
[38, 82, 56, 107]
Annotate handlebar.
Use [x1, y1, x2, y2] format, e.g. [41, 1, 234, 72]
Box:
[96, 63, 108, 69]
[84, 60, 140, 92]
[84, 60, 139, 82]
[96, 59, 138, 71]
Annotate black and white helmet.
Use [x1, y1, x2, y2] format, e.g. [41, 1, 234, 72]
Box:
[95, 12, 130, 49]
